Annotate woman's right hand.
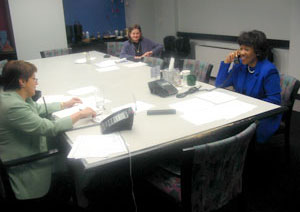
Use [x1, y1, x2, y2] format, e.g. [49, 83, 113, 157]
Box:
[79, 107, 97, 118]
[224, 50, 240, 64]
[70, 107, 97, 124]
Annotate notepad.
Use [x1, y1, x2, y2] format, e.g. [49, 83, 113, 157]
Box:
[67, 133, 127, 159]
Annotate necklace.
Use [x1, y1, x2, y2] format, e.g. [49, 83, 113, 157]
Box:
[134, 42, 141, 53]
[248, 65, 255, 74]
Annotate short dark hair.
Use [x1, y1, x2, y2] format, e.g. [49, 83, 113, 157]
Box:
[237, 30, 270, 61]
[128, 24, 143, 42]
[2, 60, 37, 91]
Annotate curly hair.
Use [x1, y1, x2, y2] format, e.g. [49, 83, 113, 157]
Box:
[237, 30, 270, 61]
[1, 60, 37, 91]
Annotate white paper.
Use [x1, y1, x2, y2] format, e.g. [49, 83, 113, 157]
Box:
[52, 106, 81, 119]
[181, 108, 221, 125]
[95, 60, 116, 68]
[114, 58, 128, 63]
[180, 99, 257, 126]
[124, 62, 147, 68]
[111, 101, 154, 113]
[196, 90, 237, 104]
[67, 134, 127, 159]
[169, 98, 214, 113]
[214, 100, 257, 119]
[67, 86, 98, 96]
[96, 66, 120, 72]
[75, 57, 96, 64]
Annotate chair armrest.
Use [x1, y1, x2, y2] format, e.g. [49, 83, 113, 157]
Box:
[3, 149, 59, 168]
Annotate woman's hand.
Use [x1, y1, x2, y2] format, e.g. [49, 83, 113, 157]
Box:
[70, 107, 97, 124]
[224, 50, 240, 64]
[142, 51, 153, 57]
[62, 97, 82, 109]
[79, 107, 97, 118]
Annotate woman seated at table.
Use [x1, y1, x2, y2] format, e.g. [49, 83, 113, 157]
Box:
[120, 24, 163, 60]
[215, 30, 281, 143]
[0, 60, 96, 201]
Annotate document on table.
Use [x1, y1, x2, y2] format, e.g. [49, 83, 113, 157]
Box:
[74, 57, 96, 64]
[67, 133, 127, 159]
[196, 90, 237, 104]
[170, 98, 256, 125]
[95, 60, 116, 68]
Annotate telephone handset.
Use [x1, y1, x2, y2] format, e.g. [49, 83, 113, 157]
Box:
[233, 55, 240, 64]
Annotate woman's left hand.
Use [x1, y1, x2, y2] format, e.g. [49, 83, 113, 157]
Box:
[142, 51, 153, 57]
[62, 97, 82, 109]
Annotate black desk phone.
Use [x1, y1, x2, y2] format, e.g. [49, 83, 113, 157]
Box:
[100, 107, 134, 134]
[148, 79, 178, 97]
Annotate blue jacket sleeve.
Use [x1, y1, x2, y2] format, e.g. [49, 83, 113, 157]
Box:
[215, 61, 233, 88]
[262, 68, 281, 105]
[147, 39, 163, 57]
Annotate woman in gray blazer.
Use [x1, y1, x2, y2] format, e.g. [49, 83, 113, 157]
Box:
[0, 60, 96, 200]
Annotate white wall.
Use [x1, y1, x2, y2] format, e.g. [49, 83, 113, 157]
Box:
[177, 0, 291, 40]
[125, 0, 177, 44]
[288, 0, 300, 79]
[8, 0, 67, 60]
[124, 0, 156, 41]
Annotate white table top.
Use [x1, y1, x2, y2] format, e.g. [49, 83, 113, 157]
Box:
[30, 51, 282, 169]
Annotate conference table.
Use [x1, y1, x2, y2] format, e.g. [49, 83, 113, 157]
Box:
[30, 51, 284, 207]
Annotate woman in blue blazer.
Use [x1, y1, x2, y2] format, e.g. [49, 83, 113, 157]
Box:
[215, 30, 281, 143]
[120, 24, 163, 60]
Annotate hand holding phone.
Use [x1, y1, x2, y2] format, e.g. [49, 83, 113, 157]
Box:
[225, 50, 240, 64]
[234, 55, 240, 64]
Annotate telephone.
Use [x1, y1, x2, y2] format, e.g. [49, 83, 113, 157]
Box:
[148, 79, 178, 97]
[100, 107, 134, 134]
[234, 55, 240, 64]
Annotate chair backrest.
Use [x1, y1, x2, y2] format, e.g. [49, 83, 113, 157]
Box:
[279, 74, 300, 124]
[280, 74, 300, 108]
[106, 42, 124, 57]
[40, 48, 72, 58]
[0, 156, 16, 201]
[143, 56, 164, 68]
[183, 59, 213, 83]
[175, 37, 191, 57]
[0, 59, 8, 75]
[163, 36, 176, 52]
[181, 122, 257, 212]
[0, 149, 60, 202]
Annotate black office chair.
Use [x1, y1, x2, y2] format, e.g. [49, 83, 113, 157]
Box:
[145, 122, 257, 212]
[0, 149, 80, 211]
[162, 36, 177, 58]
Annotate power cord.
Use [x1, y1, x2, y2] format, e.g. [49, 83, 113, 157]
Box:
[121, 133, 138, 212]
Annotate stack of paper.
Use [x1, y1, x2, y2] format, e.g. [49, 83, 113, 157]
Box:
[95, 60, 120, 72]
[67, 134, 127, 159]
